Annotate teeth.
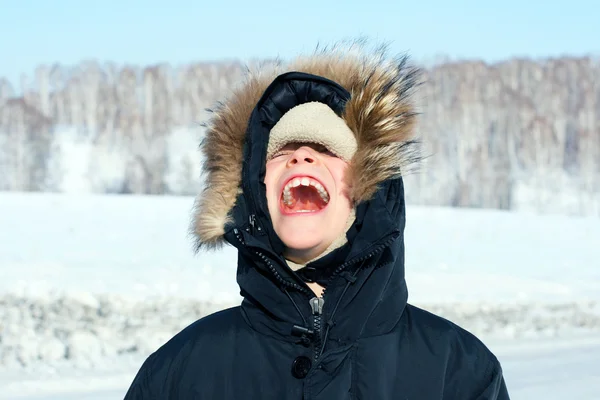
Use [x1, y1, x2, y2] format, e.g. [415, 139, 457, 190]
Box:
[283, 186, 293, 206]
[282, 177, 330, 205]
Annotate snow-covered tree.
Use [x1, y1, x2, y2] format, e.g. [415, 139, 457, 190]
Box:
[0, 57, 597, 216]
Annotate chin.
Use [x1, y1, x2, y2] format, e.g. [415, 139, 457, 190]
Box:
[276, 226, 327, 257]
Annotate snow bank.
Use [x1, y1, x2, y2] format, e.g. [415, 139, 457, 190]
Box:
[0, 293, 235, 370]
[1, 293, 599, 371]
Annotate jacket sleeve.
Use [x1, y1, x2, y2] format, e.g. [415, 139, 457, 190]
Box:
[472, 359, 510, 400]
[123, 354, 158, 400]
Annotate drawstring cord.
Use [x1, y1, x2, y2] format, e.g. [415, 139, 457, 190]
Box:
[284, 287, 307, 327]
[316, 259, 364, 360]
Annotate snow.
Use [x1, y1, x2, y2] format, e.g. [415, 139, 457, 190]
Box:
[497, 336, 600, 399]
[0, 191, 599, 399]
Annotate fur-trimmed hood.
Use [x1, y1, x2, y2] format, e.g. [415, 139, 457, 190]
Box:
[191, 41, 422, 251]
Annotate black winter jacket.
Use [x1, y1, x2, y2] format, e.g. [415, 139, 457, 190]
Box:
[124, 48, 510, 400]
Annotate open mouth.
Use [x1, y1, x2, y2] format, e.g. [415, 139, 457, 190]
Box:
[280, 176, 330, 214]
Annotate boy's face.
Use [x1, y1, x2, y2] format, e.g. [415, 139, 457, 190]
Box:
[264, 142, 353, 264]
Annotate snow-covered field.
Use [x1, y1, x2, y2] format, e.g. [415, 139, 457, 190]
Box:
[0, 192, 599, 399]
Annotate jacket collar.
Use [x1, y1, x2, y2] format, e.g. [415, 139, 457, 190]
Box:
[223, 177, 408, 344]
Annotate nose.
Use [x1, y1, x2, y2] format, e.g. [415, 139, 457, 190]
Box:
[286, 146, 317, 167]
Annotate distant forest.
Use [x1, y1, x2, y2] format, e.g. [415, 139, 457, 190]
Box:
[0, 56, 598, 216]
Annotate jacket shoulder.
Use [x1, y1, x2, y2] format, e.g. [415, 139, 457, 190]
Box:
[149, 305, 244, 358]
[404, 303, 496, 357]
[124, 306, 244, 399]
[403, 304, 510, 399]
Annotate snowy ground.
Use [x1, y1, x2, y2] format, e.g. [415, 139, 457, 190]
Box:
[0, 192, 599, 399]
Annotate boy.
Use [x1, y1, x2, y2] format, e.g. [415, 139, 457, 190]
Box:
[125, 42, 510, 399]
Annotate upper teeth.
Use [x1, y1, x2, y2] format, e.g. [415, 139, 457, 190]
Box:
[282, 177, 330, 205]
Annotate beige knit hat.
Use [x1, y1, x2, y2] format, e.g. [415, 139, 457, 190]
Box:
[267, 101, 358, 162]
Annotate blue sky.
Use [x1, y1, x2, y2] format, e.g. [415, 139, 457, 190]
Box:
[0, 0, 598, 86]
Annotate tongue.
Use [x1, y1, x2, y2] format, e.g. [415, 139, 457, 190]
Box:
[282, 186, 327, 213]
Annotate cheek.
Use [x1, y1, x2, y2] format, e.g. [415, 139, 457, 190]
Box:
[329, 160, 351, 194]
[264, 162, 280, 199]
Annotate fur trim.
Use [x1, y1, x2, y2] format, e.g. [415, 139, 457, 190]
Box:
[192, 40, 422, 250]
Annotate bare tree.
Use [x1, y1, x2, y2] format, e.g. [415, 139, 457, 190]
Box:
[0, 56, 597, 216]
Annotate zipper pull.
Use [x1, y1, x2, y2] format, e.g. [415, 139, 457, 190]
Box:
[310, 297, 324, 315]
[247, 214, 256, 234]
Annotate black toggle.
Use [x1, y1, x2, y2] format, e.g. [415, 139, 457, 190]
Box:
[291, 325, 314, 347]
[291, 325, 314, 337]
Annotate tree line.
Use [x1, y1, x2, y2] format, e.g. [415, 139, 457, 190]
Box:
[0, 56, 598, 216]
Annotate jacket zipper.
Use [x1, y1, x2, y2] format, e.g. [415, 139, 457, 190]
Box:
[310, 296, 324, 362]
